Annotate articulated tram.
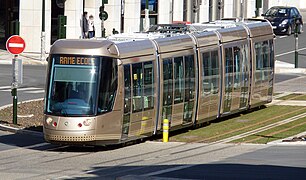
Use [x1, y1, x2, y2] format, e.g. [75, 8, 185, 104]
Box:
[44, 19, 275, 146]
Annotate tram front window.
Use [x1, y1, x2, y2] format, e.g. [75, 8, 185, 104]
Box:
[46, 55, 117, 116]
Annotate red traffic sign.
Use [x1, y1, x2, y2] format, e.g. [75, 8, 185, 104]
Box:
[6, 35, 26, 55]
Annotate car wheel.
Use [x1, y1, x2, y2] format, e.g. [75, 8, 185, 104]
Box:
[298, 24, 303, 34]
[287, 25, 292, 36]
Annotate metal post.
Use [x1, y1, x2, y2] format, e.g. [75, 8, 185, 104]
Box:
[101, 1, 105, 37]
[12, 88, 17, 124]
[295, 25, 299, 68]
[41, 0, 46, 61]
[11, 56, 19, 125]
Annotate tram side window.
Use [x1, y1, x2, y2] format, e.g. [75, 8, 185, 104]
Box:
[262, 41, 269, 68]
[255, 43, 262, 70]
[255, 42, 263, 81]
[269, 40, 275, 69]
[233, 46, 241, 87]
[225, 47, 233, 75]
[163, 58, 173, 106]
[132, 61, 155, 112]
[98, 59, 118, 114]
[184, 55, 195, 101]
[202, 50, 219, 95]
[202, 52, 212, 95]
[255, 41, 270, 81]
[211, 50, 219, 94]
[124, 65, 132, 113]
[143, 62, 154, 110]
[263, 41, 270, 80]
[132, 63, 143, 112]
[174, 56, 184, 104]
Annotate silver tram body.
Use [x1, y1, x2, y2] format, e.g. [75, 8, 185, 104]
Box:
[44, 19, 275, 145]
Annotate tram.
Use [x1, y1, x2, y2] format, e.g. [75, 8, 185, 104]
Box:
[43, 19, 275, 145]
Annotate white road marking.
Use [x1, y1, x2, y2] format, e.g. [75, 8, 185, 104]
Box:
[24, 90, 45, 94]
[0, 86, 11, 90]
[0, 86, 44, 94]
[1, 87, 42, 92]
[276, 47, 306, 57]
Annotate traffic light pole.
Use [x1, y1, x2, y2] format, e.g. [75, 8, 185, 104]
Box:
[295, 23, 299, 68]
[41, 0, 46, 61]
[101, 3, 105, 37]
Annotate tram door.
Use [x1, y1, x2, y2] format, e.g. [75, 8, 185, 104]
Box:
[231, 47, 242, 111]
[199, 49, 220, 120]
[267, 39, 275, 102]
[223, 47, 234, 113]
[172, 56, 184, 126]
[122, 65, 132, 139]
[239, 44, 250, 109]
[122, 61, 155, 137]
[162, 59, 173, 125]
[183, 55, 195, 124]
[162, 54, 195, 127]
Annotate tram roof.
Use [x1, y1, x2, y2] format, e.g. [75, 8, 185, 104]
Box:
[49, 39, 118, 57]
[49, 19, 273, 59]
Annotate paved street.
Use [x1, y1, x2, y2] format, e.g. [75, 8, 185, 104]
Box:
[0, 131, 305, 179]
[1, 19, 306, 180]
[0, 54, 306, 179]
[0, 64, 46, 107]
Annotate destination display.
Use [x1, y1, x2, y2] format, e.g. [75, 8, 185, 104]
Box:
[54, 55, 99, 66]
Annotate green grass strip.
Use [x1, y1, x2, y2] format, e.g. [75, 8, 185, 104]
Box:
[291, 94, 306, 101]
[170, 106, 306, 143]
[232, 117, 306, 144]
[276, 94, 303, 100]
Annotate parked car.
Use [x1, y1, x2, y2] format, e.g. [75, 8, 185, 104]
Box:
[262, 6, 303, 35]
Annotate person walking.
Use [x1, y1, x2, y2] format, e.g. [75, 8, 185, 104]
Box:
[82, 11, 89, 39]
[88, 15, 95, 38]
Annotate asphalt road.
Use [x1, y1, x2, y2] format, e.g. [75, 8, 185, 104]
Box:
[0, 64, 46, 106]
[0, 33, 306, 179]
[275, 32, 306, 68]
[0, 130, 305, 179]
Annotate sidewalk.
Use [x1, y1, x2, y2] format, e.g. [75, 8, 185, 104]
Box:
[0, 49, 47, 65]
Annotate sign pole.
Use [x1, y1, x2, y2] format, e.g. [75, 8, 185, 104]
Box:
[294, 22, 299, 68]
[12, 55, 18, 125]
[6, 35, 25, 125]
[12, 87, 18, 124]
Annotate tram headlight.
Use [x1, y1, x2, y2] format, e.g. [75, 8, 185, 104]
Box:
[46, 117, 53, 125]
[83, 119, 92, 126]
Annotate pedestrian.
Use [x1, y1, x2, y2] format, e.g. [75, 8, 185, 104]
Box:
[88, 15, 95, 38]
[82, 11, 89, 39]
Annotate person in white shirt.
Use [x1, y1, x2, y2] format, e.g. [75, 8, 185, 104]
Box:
[88, 15, 95, 38]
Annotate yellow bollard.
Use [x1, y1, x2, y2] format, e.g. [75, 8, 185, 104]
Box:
[163, 119, 169, 142]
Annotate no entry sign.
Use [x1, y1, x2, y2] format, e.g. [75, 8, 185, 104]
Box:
[6, 35, 26, 55]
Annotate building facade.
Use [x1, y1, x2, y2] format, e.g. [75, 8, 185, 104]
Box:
[0, 0, 305, 54]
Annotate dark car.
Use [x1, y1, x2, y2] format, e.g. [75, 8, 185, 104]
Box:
[262, 6, 303, 35]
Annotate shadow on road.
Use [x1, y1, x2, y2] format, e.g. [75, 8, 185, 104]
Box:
[0, 132, 57, 150]
[69, 163, 306, 180]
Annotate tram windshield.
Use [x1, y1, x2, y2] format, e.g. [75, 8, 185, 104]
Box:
[46, 55, 117, 116]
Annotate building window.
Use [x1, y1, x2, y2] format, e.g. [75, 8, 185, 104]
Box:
[140, 0, 158, 31]
[141, 0, 158, 14]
